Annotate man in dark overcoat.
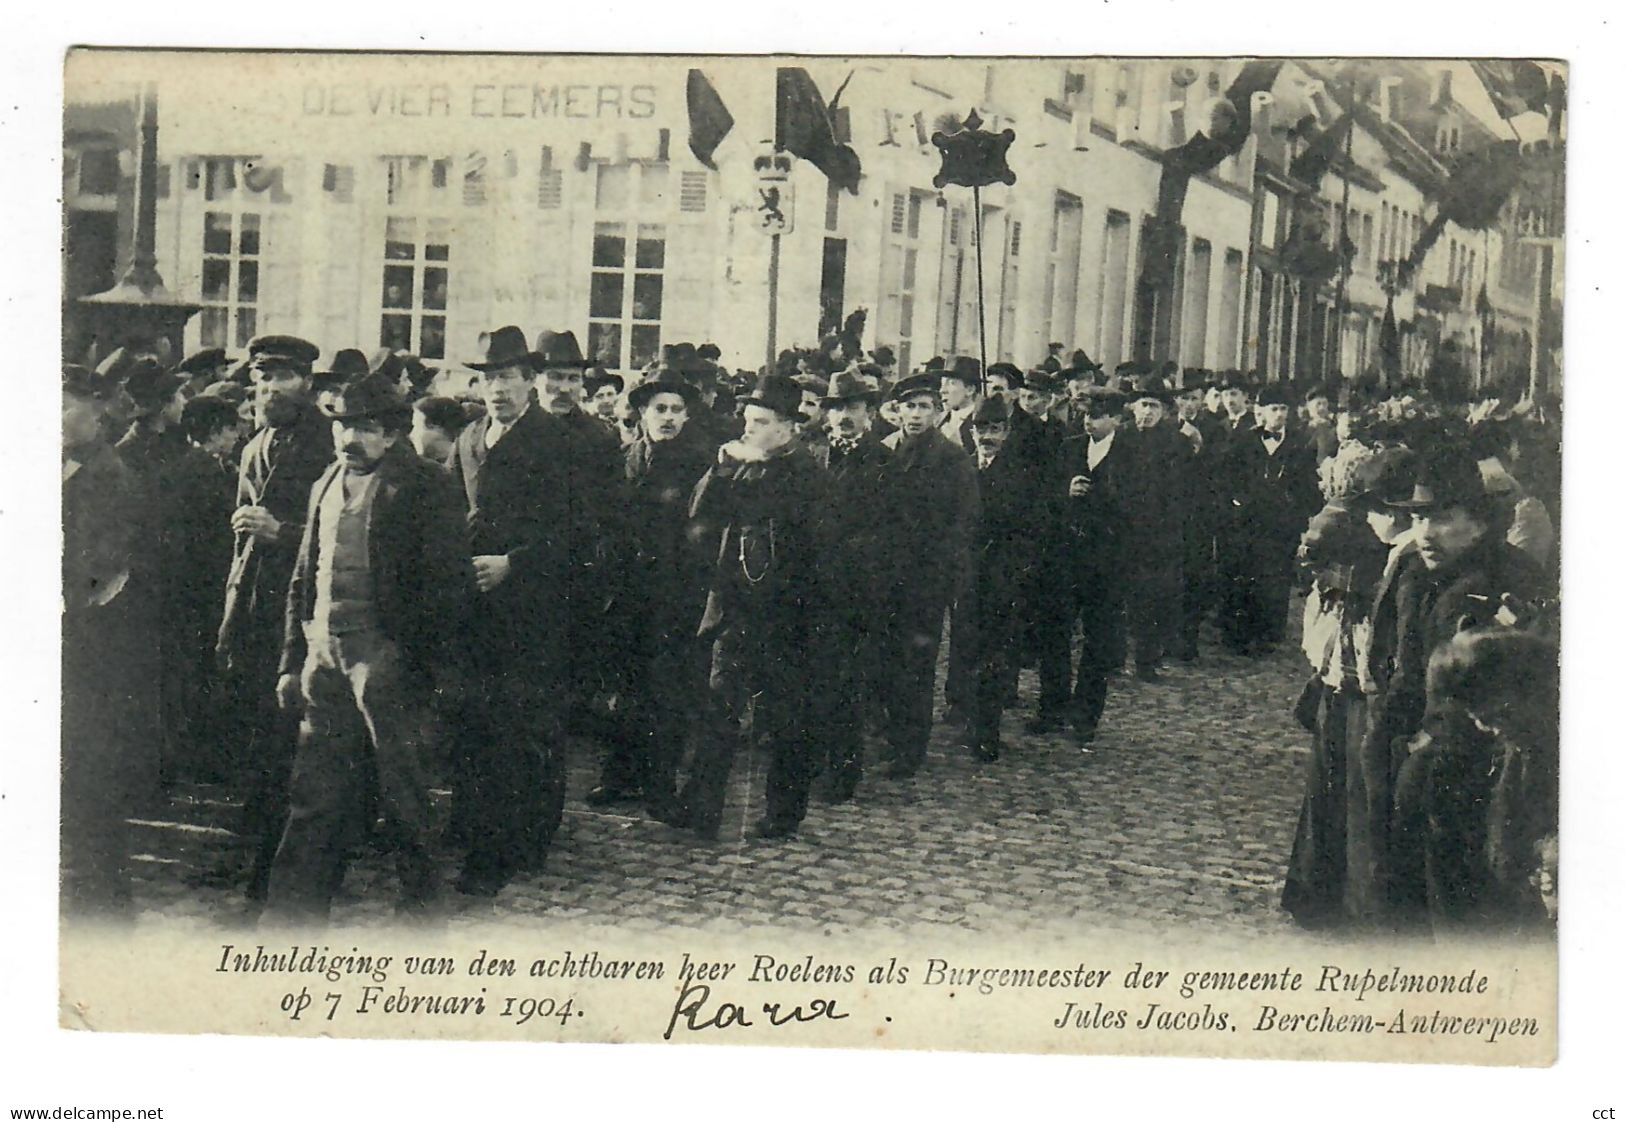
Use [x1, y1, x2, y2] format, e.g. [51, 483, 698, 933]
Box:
[211, 335, 333, 906]
[809, 369, 891, 801]
[963, 395, 1041, 760]
[589, 366, 716, 817]
[675, 373, 829, 839]
[1122, 382, 1190, 678]
[878, 373, 979, 777]
[1041, 390, 1134, 743]
[444, 326, 576, 896]
[1216, 382, 1319, 653]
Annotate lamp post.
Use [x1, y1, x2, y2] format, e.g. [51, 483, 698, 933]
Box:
[75, 82, 199, 364]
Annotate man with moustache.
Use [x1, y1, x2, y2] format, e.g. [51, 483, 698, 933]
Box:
[879, 373, 979, 778]
[810, 369, 891, 801]
[445, 326, 575, 896]
[963, 395, 1041, 761]
[206, 335, 334, 909]
[588, 366, 715, 816]
[534, 329, 626, 730]
[265, 373, 465, 921]
[673, 373, 829, 840]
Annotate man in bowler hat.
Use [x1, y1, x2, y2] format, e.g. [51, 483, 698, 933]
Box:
[809, 369, 891, 801]
[672, 372, 829, 839]
[265, 373, 466, 921]
[444, 326, 576, 895]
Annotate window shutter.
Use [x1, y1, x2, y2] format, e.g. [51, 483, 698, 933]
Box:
[679, 170, 708, 214]
[891, 193, 906, 235]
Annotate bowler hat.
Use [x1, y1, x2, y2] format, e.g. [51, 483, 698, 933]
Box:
[63, 363, 115, 401]
[628, 367, 700, 411]
[585, 370, 625, 398]
[247, 334, 320, 370]
[1384, 446, 1491, 512]
[871, 345, 896, 366]
[176, 347, 229, 378]
[942, 355, 982, 385]
[971, 395, 1011, 426]
[121, 357, 183, 409]
[822, 369, 881, 407]
[923, 355, 946, 373]
[466, 326, 535, 372]
[740, 372, 808, 422]
[1068, 349, 1104, 375]
[890, 372, 942, 403]
[1024, 370, 1060, 394]
[697, 342, 722, 362]
[533, 329, 590, 370]
[1130, 378, 1174, 408]
[320, 372, 411, 426]
[986, 362, 1025, 390]
[1256, 383, 1293, 407]
[1082, 389, 1127, 417]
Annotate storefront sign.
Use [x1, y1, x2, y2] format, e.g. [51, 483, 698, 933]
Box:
[300, 82, 659, 121]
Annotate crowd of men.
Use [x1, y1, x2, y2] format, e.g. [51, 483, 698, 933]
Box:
[60, 328, 1560, 933]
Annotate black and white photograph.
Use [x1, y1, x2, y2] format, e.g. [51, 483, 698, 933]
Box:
[40, 42, 1580, 1074]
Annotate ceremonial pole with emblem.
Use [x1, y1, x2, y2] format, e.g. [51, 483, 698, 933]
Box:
[932, 110, 1016, 389]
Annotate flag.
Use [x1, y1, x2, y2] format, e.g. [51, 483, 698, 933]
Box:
[686, 69, 734, 170]
[776, 67, 862, 195]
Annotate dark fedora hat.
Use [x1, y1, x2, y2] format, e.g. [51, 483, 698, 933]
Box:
[365, 347, 407, 384]
[970, 394, 1011, 426]
[628, 367, 700, 411]
[822, 369, 881, 407]
[1068, 348, 1104, 374]
[1024, 369, 1060, 394]
[890, 372, 942, 403]
[533, 329, 590, 370]
[247, 334, 320, 370]
[1129, 377, 1175, 408]
[1384, 446, 1490, 513]
[320, 372, 411, 426]
[319, 348, 372, 380]
[466, 325, 534, 372]
[942, 355, 982, 385]
[740, 372, 808, 421]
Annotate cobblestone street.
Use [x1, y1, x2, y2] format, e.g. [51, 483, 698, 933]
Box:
[121, 621, 1313, 937]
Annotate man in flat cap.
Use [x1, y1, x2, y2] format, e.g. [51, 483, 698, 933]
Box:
[672, 372, 829, 839]
[809, 369, 891, 801]
[61, 364, 155, 915]
[207, 334, 334, 909]
[175, 346, 232, 399]
[445, 326, 576, 896]
[878, 373, 979, 777]
[264, 373, 466, 921]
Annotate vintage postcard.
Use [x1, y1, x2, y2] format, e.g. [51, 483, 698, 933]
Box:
[59, 48, 1563, 1065]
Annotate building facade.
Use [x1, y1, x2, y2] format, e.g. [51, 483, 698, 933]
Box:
[64, 52, 1563, 395]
